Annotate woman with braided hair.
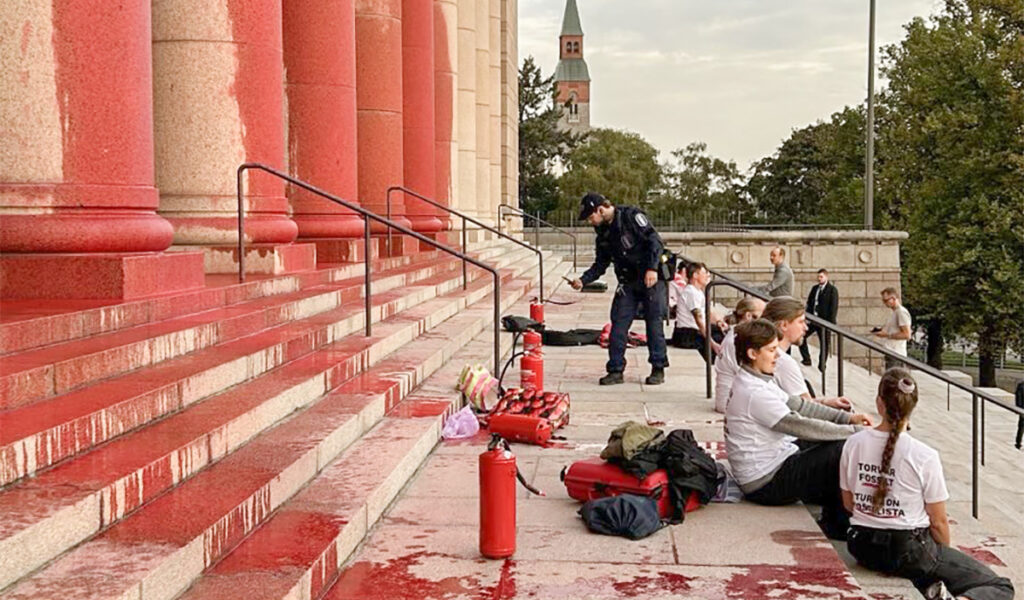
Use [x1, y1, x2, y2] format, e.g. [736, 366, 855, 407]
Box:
[840, 368, 1014, 600]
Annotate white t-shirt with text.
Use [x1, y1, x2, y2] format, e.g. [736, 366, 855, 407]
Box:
[774, 349, 809, 397]
[724, 368, 798, 485]
[839, 428, 949, 529]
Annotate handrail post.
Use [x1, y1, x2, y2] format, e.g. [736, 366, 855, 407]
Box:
[820, 330, 827, 396]
[572, 235, 577, 270]
[981, 399, 986, 466]
[461, 216, 467, 290]
[364, 216, 372, 336]
[493, 272, 501, 376]
[972, 392, 979, 519]
[837, 335, 844, 396]
[705, 289, 713, 399]
[386, 193, 392, 258]
[236, 166, 246, 283]
[534, 213, 540, 248]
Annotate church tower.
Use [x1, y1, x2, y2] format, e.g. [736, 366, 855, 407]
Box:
[554, 0, 591, 134]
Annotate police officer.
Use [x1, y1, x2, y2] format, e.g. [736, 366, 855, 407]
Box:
[571, 193, 669, 385]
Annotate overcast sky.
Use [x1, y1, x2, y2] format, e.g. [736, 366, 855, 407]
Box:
[519, 0, 943, 171]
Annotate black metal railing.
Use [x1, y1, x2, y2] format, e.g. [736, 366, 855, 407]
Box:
[387, 187, 544, 302]
[698, 267, 1024, 519]
[498, 204, 577, 271]
[237, 164, 503, 374]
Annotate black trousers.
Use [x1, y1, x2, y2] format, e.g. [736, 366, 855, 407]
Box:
[671, 325, 724, 364]
[744, 440, 849, 538]
[799, 324, 829, 369]
[848, 526, 1014, 600]
[607, 281, 668, 373]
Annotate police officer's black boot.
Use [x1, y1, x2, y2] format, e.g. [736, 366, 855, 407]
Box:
[645, 367, 665, 385]
[599, 371, 624, 385]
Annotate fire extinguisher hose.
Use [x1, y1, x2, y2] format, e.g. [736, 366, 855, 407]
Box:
[488, 434, 545, 496]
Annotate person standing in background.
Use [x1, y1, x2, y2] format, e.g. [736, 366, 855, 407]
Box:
[800, 268, 839, 370]
[874, 288, 912, 370]
[757, 246, 794, 298]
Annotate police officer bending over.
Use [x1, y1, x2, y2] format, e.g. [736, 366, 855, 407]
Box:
[571, 193, 669, 385]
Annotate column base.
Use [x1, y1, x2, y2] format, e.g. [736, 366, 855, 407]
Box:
[0, 252, 205, 300]
[183, 243, 318, 275]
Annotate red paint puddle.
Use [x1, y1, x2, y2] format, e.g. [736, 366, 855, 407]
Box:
[957, 545, 1007, 567]
[326, 552, 516, 599]
[612, 572, 692, 596]
[770, 530, 844, 568]
[390, 399, 451, 418]
[726, 564, 861, 599]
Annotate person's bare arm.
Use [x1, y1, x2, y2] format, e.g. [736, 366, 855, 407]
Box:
[841, 490, 854, 514]
[893, 325, 912, 341]
[924, 501, 951, 546]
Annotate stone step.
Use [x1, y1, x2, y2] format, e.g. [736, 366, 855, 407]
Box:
[0, 254, 564, 600]
[0, 246, 522, 489]
[0, 234, 498, 357]
[173, 272, 563, 600]
[0, 248, 543, 590]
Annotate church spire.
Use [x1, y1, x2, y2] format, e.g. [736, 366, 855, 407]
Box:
[560, 0, 583, 36]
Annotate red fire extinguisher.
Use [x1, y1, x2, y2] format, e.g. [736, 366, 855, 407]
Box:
[529, 297, 544, 324]
[479, 434, 544, 559]
[488, 413, 553, 446]
[520, 329, 543, 390]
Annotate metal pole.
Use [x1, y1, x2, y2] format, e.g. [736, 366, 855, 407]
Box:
[493, 273, 501, 376]
[462, 216, 468, 290]
[837, 334, 844, 396]
[947, 383, 951, 411]
[821, 331, 827, 396]
[572, 236, 577, 271]
[364, 217, 372, 337]
[534, 213, 540, 248]
[981, 398, 986, 466]
[972, 393, 979, 519]
[865, 0, 876, 230]
[386, 195, 392, 257]
[705, 291, 713, 399]
[236, 167, 246, 283]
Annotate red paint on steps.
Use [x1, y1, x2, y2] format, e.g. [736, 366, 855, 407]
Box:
[612, 572, 693, 596]
[770, 529, 846, 568]
[957, 544, 1007, 567]
[324, 552, 486, 599]
[724, 564, 861, 599]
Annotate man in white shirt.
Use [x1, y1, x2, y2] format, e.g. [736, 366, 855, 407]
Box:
[669, 262, 722, 363]
[725, 319, 872, 539]
[874, 287, 912, 370]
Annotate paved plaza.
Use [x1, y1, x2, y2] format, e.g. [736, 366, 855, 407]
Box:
[328, 280, 1022, 599]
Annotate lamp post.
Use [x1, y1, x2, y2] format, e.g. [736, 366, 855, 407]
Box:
[865, 0, 876, 230]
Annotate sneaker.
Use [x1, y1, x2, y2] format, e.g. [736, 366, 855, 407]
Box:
[599, 371, 624, 386]
[924, 581, 955, 600]
[645, 367, 665, 385]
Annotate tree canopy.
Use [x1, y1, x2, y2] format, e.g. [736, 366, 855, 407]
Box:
[558, 127, 663, 209]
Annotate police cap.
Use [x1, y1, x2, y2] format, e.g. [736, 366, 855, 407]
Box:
[578, 192, 607, 220]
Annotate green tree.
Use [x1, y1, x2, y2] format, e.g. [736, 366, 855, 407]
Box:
[518, 56, 581, 217]
[558, 127, 663, 210]
[746, 106, 867, 225]
[660, 141, 750, 226]
[877, 0, 1024, 384]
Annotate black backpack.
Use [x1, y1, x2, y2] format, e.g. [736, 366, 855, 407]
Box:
[578, 494, 664, 540]
[541, 328, 602, 346]
[661, 429, 721, 520]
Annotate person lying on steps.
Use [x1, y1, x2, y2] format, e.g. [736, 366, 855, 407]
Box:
[842, 368, 1015, 600]
[725, 319, 873, 540]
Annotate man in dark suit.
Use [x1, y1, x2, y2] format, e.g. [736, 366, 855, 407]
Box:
[800, 268, 839, 370]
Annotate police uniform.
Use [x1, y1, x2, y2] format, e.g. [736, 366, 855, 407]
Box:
[578, 196, 668, 379]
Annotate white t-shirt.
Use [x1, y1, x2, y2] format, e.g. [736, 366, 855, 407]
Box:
[674, 285, 705, 330]
[882, 305, 912, 356]
[840, 429, 949, 529]
[724, 368, 798, 485]
[714, 330, 739, 413]
[774, 348, 809, 397]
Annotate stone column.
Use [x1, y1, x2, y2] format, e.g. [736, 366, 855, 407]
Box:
[434, 0, 458, 230]
[0, 0, 204, 299]
[488, 0, 502, 223]
[283, 0, 364, 241]
[500, 0, 518, 212]
[355, 0, 408, 231]
[474, 0, 492, 225]
[153, 0, 303, 274]
[402, 0, 443, 232]
[455, 0, 477, 218]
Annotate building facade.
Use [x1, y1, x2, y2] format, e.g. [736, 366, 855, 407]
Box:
[0, 0, 519, 300]
[554, 0, 591, 134]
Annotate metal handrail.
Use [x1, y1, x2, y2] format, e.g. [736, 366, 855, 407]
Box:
[387, 187, 544, 302]
[498, 204, 577, 271]
[698, 268, 1024, 520]
[237, 164, 503, 374]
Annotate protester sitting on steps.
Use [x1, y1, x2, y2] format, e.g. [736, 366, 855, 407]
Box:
[670, 261, 723, 362]
[725, 319, 873, 540]
[713, 297, 766, 413]
[762, 296, 853, 410]
[842, 368, 1015, 600]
